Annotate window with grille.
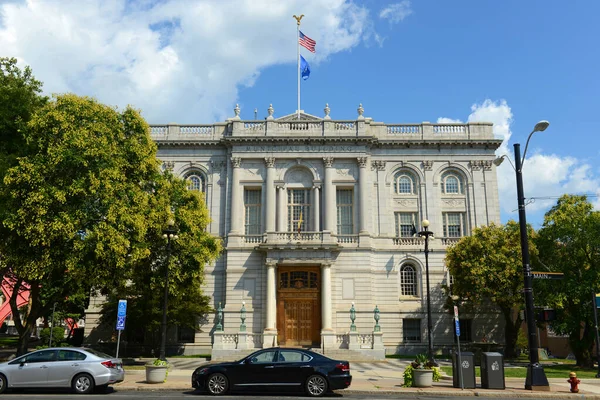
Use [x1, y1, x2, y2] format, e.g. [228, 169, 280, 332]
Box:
[279, 271, 318, 289]
[184, 172, 206, 192]
[403, 319, 421, 342]
[395, 212, 417, 237]
[400, 264, 418, 296]
[244, 189, 262, 235]
[394, 171, 417, 194]
[443, 212, 465, 237]
[441, 172, 463, 194]
[336, 189, 354, 234]
[287, 189, 310, 232]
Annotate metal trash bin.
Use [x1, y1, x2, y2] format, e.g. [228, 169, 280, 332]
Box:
[481, 352, 505, 389]
[453, 351, 476, 388]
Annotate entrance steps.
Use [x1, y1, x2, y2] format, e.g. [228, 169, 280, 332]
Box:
[212, 348, 384, 362]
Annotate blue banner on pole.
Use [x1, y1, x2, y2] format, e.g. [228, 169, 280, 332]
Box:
[455, 319, 461, 337]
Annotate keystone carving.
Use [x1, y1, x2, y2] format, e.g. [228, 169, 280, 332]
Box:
[422, 161, 433, 171]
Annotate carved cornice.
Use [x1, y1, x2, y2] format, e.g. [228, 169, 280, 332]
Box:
[483, 160, 493, 171]
[357, 157, 368, 168]
[162, 161, 175, 171]
[422, 161, 433, 171]
[323, 157, 334, 168]
[470, 160, 482, 171]
[371, 160, 386, 171]
[231, 157, 241, 168]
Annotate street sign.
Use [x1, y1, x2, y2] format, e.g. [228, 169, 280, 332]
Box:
[117, 299, 128, 317]
[453, 305, 459, 319]
[116, 316, 126, 331]
[596, 294, 600, 308]
[532, 271, 564, 280]
[455, 319, 460, 337]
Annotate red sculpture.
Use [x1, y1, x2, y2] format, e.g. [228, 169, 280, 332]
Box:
[0, 277, 31, 327]
[568, 372, 580, 393]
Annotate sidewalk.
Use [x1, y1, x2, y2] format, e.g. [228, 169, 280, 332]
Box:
[115, 359, 600, 398]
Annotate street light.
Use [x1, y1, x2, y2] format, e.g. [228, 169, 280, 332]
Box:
[417, 219, 436, 366]
[159, 218, 178, 361]
[495, 120, 550, 390]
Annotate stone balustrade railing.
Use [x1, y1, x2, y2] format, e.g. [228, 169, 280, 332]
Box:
[149, 120, 494, 141]
[240, 233, 459, 248]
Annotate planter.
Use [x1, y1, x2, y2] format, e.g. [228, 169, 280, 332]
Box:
[145, 365, 168, 383]
[412, 368, 434, 387]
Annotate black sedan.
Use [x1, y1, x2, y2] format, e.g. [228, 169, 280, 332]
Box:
[192, 347, 351, 397]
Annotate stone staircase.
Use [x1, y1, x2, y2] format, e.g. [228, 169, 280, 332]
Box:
[212, 348, 384, 362]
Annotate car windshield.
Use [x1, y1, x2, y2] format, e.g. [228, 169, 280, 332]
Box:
[81, 348, 114, 359]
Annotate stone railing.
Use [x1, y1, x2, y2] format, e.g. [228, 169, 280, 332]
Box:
[440, 237, 461, 246]
[213, 331, 263, 351]
[244, 235, 265, 244]
[149, 121, 494, 142]
[392, 237, 423, 246]
[336, 234, 359, 244]
[262, 231, 333, 245]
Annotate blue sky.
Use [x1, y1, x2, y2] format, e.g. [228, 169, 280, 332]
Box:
[1, 0, 598, 227]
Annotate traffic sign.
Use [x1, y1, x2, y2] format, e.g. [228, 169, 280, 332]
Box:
[454, 306, 459, 319]
[455, 319, 460, 337]
[532, 271, 564, 280]
[116, 316, 126, 331]
[117, 299, 128, 317]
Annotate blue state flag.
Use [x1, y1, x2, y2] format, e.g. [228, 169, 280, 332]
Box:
[300, 55, 310, 80]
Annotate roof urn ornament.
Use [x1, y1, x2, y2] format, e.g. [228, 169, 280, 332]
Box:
[357, 103, 365, 120]
[324, 103, 331, 120]
[267, 104, 274, 120]
[233, 104, 241, 120]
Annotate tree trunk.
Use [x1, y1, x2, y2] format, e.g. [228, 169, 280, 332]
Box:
[570, 324, 595, 367]
[10, 280, 42, 356]
[502, 307, 520, 359]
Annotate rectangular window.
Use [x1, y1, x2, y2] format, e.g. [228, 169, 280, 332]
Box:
[244, 189, 262, 235]
[403, 319, 421, 342]
[336, 189, 354, 234]
[443, 212, 465, 237]
[288, 189, 310, 232]
[454, 319, 473, 342]
[395, 212, 417, 237]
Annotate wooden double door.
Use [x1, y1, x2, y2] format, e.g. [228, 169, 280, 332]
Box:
[277, 267, 321, 346]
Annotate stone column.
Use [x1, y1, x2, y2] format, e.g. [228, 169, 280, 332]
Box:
[358, 156, 369, 233]
[321, 262, 335, 348]
[230, 157, 242, 234]
[277, 186, 287, 232]
[313, 186, 320, 232]
[263, 260, 278, 347]
[323, 157, 335, 233]
[265, 157, 276, 232]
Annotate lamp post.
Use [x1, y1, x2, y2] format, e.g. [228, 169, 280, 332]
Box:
[497, 120, 550, 390]
[417, 219, 436, 365]
[159, 219, 178, 361]
[48, 302, 57, 347]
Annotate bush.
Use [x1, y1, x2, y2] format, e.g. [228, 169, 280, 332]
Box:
[39, 327, 65, 346]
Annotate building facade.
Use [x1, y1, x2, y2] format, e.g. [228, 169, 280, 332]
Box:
[85, 104, 504, 358]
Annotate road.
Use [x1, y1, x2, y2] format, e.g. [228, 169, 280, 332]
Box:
[0, 389, 535, 400]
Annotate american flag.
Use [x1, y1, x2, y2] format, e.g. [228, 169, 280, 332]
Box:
[299, 31, 316, 53]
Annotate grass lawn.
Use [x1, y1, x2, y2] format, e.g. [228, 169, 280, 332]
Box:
[0, 337, 18, 347]
[441, 360, 600, 379]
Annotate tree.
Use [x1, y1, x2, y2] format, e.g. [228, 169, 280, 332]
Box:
[97, 172, 222, 352]
[0, 93, 162, 355]
[444, 221, 538, 358]
[534, 194, 600, 367]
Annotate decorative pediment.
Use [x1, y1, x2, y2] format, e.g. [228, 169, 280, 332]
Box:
[276, 111, 323, 122]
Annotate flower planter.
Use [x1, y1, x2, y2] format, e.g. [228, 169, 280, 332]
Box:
[413, 368, 434, 387]
[145, 365, 168, 383]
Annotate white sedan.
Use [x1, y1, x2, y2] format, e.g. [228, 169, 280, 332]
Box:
[0, 347, 124, 394]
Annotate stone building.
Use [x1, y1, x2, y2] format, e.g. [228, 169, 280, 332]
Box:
[84, 104, 504, 359]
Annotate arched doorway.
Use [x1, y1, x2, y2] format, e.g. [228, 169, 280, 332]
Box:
[277, 266, 321, 346]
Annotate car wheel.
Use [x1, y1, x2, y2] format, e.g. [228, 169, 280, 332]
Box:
[306, 374, 328, 397]
[207, 373, 229, 395]
[72, 373, 95, 394]
[0, 373, 7, 394]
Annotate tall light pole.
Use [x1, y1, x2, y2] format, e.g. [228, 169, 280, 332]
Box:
[497, 120, 550, 390]
[418, 219, 437, 365]
[159, 219, 178, 361]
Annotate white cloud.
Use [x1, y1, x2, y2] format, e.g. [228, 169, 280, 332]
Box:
[436, 117, 462, 124]
[379, 1, 413, 24]
[440, 99, 600, 224]
[0, 0, 372, 123]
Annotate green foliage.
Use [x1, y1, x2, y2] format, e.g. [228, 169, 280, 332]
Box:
[39, 327, 66, 346]
[402, 355, 441, 387]
[516, 328, 528, 354]
[444, 221, 537, 358]
[534, 194, 600, 367]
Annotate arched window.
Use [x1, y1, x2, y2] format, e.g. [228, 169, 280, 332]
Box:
[400, 264, 418, 296]
[184, 171, 206, 193]
[441, 171, 464, 194]
[394, 170, 417, 194]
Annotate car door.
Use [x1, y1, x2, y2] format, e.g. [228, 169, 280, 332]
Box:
[9, 349, 56, 387]
[237, 350, 277, 387]
[48, 349, 87, 386]
[271, 350, 312, 386]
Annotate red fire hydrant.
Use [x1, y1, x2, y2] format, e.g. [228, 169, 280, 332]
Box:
[568, 372, 580, 393]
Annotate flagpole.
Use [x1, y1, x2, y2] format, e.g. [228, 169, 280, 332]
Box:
[293, 14, 304, 119]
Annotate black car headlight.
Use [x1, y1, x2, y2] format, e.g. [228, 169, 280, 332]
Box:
[196, 367, 210, 375]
